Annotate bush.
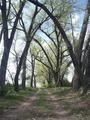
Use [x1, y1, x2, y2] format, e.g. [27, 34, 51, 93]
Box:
[0, 83, 19, 97]
[62, 80, 71, 87]
[5, 89, 19, 98]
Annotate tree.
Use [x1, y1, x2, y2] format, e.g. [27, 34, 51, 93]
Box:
[21, 55, 27, 89]
[72, 1, 90, 90]
[30, 54, 36, 87]
[28, 0, 90, 92]
[14, 4, 49, 90]
[0, 0, 25, 93]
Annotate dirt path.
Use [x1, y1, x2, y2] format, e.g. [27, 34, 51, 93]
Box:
[46, 91, 71, 120]
[0, 95, 37, 120]
[0, 88, 89, 120]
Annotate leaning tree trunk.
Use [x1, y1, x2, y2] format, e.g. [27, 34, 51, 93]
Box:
[14, 40, 31, 91]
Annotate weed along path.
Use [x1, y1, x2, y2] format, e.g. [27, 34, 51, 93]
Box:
[0, 88, 90, 120]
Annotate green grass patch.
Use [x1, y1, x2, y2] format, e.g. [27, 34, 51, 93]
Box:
[33, 89, 52, 111]
[80, 94, 90, 101]
[0, 87, 39, 113]
[52, 87, 71, 97]
[71, 107, 90, 115]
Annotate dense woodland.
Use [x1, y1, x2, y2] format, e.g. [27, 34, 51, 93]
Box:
[0, 0, 90, 119]
[0, 0, 90, 92]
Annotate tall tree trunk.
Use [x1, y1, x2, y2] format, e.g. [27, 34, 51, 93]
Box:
[14, 40, 31, 91]
[53, 72, 60, 87]
[0, 1, 25, 92]
[72, 70, 81, 90]
[72, 1, 89, 90]
[14, 5, 39, 91]
[22, 55, 27, 89]
[33, 75, 36, 88]
[0, 0, 9, 93]
[0, 43, 10, 90]
[47, 69, 52, 87]
[82, 45, 90, 94]
[30, 55, 35, 88]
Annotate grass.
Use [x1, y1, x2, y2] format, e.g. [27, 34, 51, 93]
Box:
[33, 89, 52, 112]
[0, 87, 90, 120]
[52, 87, 71, 96]
[0, 87, 38, 113]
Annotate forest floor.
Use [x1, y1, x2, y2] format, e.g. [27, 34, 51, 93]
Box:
[0, 87, 90, 120]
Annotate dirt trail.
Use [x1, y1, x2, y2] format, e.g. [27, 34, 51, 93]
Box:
[0, 88, 89, 120]
[46, 91, 71, 120]
[0, 95, 37, 120]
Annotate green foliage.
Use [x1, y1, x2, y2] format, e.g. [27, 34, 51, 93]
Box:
[5, 89, 19, 98]
[0, 86, 38, 113]
[62, 80, 71, 87]
[0, 83, 13, 96]
[47, 80, 54, 88]
[52, 87, 71, 96]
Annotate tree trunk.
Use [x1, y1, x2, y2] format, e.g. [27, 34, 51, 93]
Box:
[72, 70, 81, 90]
[82, 45, 90, 94]
[22, 55, 27, 89]
[47, 69, 53, 87]
[0, 43, 11, 92]
[72, 1, 89, 90]
[30, 55, 35, 88]
[14, 40, 31, 91]
[33, 75, 36, 88]
[53, 72, 61, 87]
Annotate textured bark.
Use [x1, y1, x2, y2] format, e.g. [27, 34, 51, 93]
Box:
[0, 44, 10, 89]
[14, 40, 31, 91]
[83, 45, 90, 92]
[78, 2, 89, 64]
[0, 0, 9, 90]
[72, 70, 81, 90]
[72, 1, 89, 90]
[33, 75, 36, 88]
[47, 69, 53, 87]
[30, 55, 35, 88]
[22, 55, 27, 89]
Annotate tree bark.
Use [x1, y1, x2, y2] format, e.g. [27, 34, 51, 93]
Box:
[82, 44, 90, 93]
[14, 40, 31, 91]
[72, 1, 89, 90]
[22, 55, 27, 89]
[30, 55, 35, 88]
